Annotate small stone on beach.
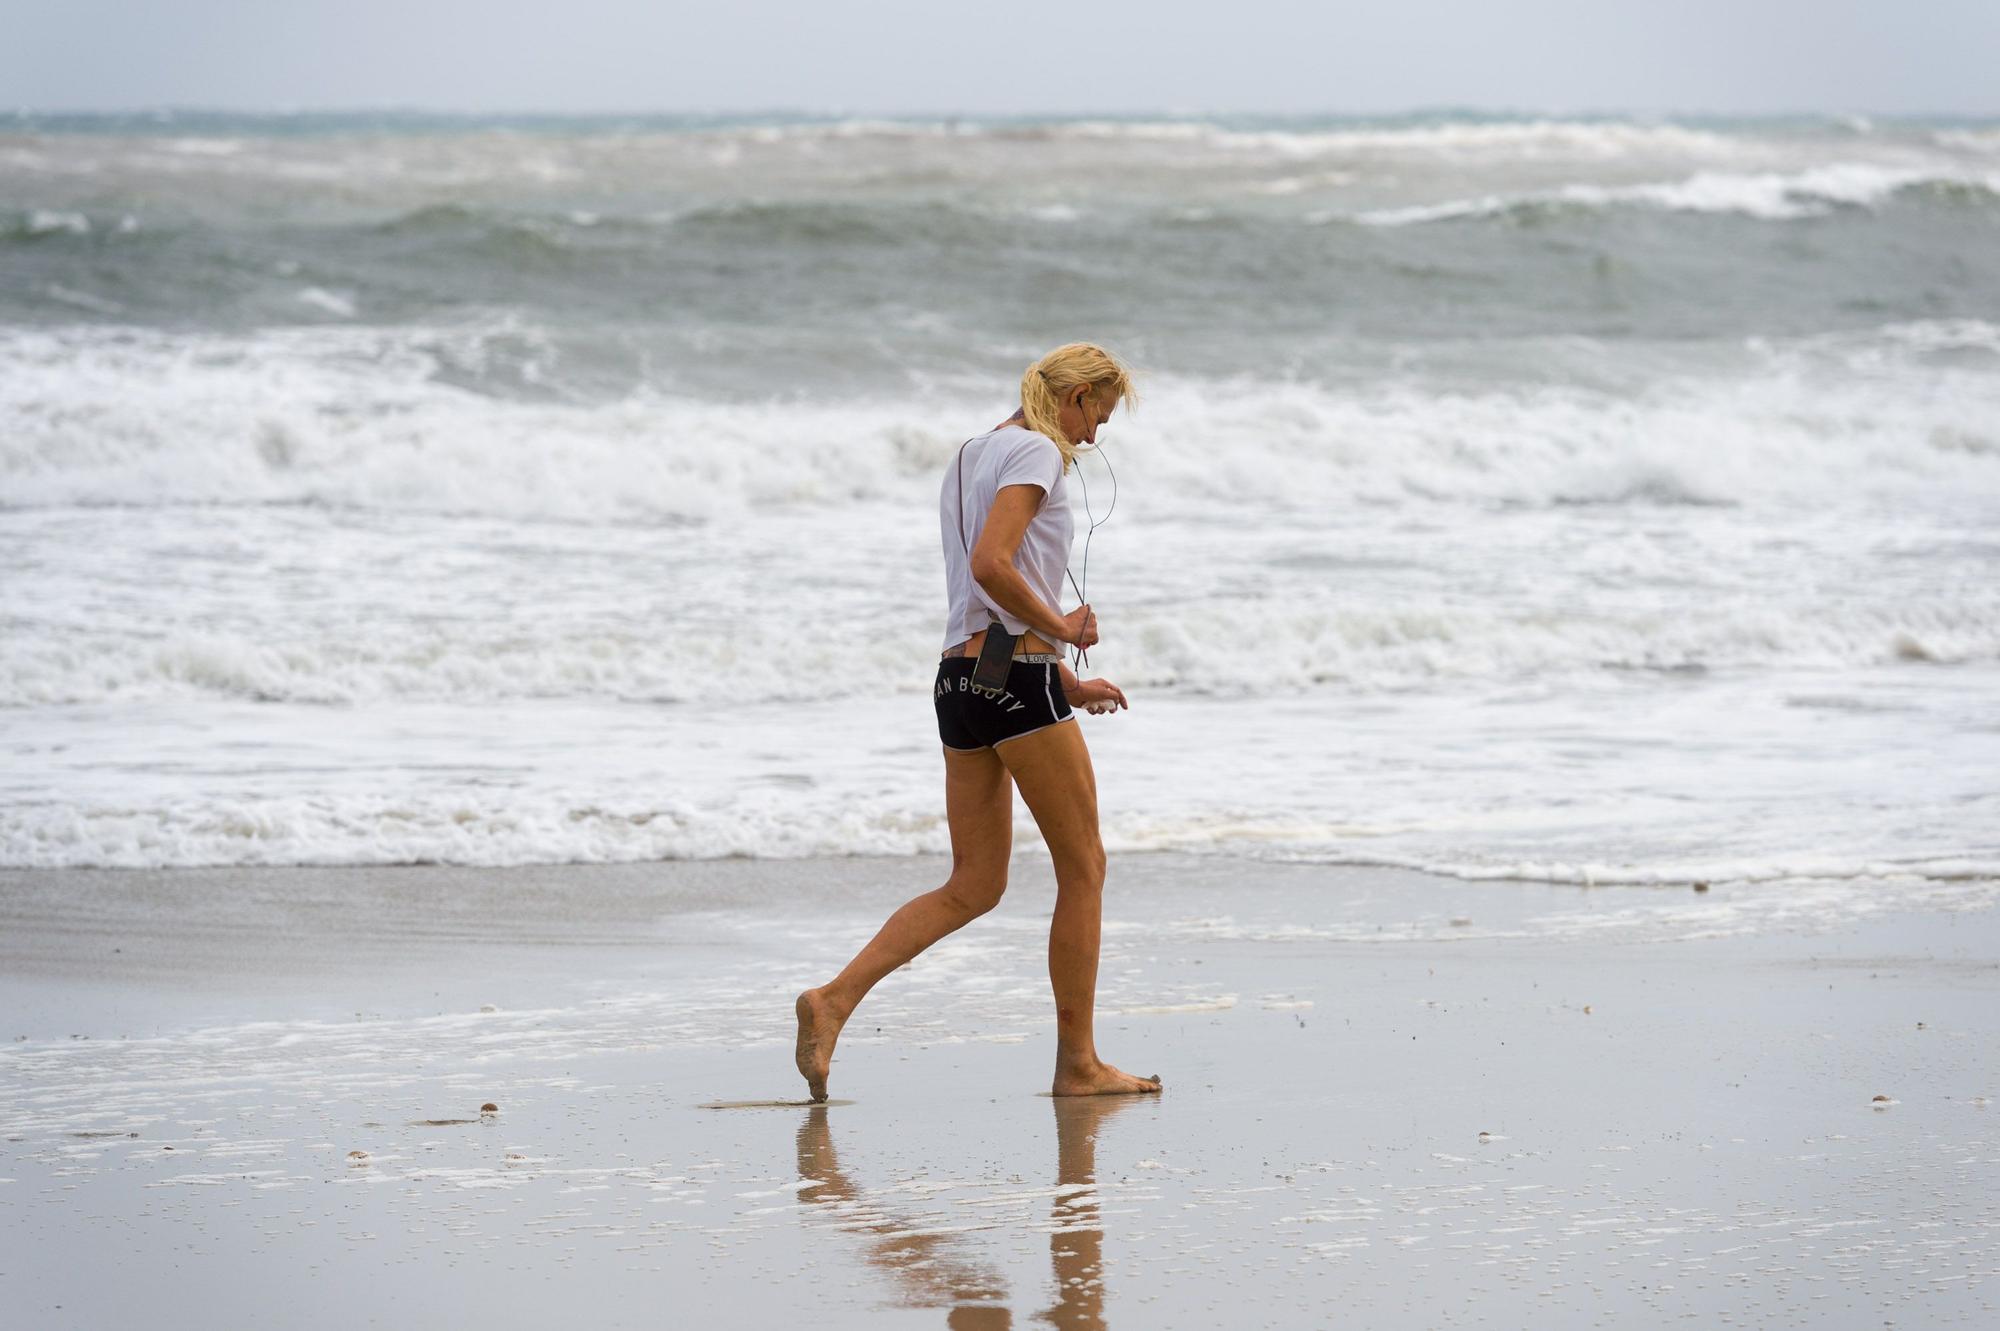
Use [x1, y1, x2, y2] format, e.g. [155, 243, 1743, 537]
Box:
[1693, 881, 1710, 893]
[480, 1103, 498, 1114]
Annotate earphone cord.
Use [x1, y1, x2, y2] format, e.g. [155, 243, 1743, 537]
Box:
[1063, 439, 1117, 674]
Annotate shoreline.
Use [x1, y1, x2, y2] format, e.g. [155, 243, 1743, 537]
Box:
[5, 853, 1992, 1033]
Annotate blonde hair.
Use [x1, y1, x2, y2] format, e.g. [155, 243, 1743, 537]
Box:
[1018, 342, 1137, 472]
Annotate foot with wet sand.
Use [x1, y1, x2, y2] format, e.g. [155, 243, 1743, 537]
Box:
[794, 987, 843, 1102]
[1051, 1058, 1162, 1098]
[796, 984, 1162, 1101]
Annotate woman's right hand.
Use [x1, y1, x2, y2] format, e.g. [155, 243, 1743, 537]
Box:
[1061, 603, 1099, 650]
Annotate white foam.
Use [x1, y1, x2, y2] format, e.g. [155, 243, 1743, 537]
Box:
[1356, 164, 1997, 225]
[7, 587, 1995, 710]
[4, 309, 1995, 887]
[4, 322, 1995, 522]
[3, 322, 1997, 711]
[3, 671, 1995, 887]
[1049, 118, 1751, 162]
[1934, 128, 2000, 153]
[0, 325, 958, 521]
[162, 137, 246, 157]
[23, 209, 90, 235]
[294, 287, 357, 318]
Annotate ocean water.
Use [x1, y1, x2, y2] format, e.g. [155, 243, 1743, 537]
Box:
[3, 111, 1998, 896]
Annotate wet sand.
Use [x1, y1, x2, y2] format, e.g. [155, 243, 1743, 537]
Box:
[2, 855, 1996, 1328]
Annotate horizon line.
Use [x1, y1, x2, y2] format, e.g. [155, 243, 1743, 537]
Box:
[9, 104, 1999, 124]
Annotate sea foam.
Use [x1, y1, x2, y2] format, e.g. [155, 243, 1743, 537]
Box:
[1355, 164, 2000, 225]
[4, 322, 1996, 521]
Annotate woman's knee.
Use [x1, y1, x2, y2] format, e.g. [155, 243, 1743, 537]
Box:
[942, 868, 1008, 918]
[1054, 839, 1106, 892]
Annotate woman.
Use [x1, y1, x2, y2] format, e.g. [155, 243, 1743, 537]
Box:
[795, 342, 1163, 1100]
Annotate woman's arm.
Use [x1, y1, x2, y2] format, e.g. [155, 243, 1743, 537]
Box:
[971, 484, 1092, 646]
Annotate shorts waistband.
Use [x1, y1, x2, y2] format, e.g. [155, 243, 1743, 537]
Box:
[939, 649, 1065, 665]
[940, 652, 1064, 665]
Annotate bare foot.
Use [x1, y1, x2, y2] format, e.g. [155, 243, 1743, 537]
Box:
[794, 988, 845, 1102]
[1051, 1059, 1163, 1097]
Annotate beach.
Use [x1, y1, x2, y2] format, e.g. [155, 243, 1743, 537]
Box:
[4, 109, 1998, 1327]
[3, 855, 1995, 1328]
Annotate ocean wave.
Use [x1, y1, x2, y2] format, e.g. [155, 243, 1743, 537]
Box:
[5, 322, 1998, 707]
[662, 197, 966, 245]
[8, 137, 1995, 343]
[6, 791, 1997, 888]
[309, 113, 1746, 162]
[5, 323, 1997, 520]
[1934, 127, 2000, 153]
[0, 115, 1826, 217]
[1254, 849, 2000, 891]
[371, 201, 487, 234]
[4, 208, 94, 239]
[0, 781, 968, 869]
[5, 567, 1996, 706]
[371, 201, 658, 241]
[730, 116, 1756, 162]
[0, 325, 933, 519]
[1354, 164, 2000, 225]
[362, 202, 631, 271]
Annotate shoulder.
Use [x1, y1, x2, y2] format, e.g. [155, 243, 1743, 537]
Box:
[991, 426, 1064, 472]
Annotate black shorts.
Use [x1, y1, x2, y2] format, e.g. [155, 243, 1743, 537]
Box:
[934, 658, 1074, 752]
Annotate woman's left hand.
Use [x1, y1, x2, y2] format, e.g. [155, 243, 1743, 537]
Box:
[1065, 677, 1129, 715]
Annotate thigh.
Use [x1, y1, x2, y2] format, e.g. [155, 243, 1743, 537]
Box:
[943, 745, 1014, 878]
[991, 719, 1100, 872]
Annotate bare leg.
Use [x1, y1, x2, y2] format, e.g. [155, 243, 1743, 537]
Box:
[796, 1107, 1013, 1320]
[795, 746, 1014, 1101]
[1041, 1096, 1146, 1329]
[993, 720, 1162, 1097]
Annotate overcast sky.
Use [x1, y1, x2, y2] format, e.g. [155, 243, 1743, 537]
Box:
[6, 0, 1997, 117]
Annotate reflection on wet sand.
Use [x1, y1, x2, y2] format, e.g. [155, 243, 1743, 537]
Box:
[795, 1098, 1146, 1330]
[796, 1106, 1013, 1327]
[1039, 1096, 1138, 1331]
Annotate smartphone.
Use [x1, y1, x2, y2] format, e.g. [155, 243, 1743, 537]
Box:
[972, 625, 1018, 695]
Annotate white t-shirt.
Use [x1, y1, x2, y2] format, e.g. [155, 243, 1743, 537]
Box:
[940, 424, 1073, 650]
